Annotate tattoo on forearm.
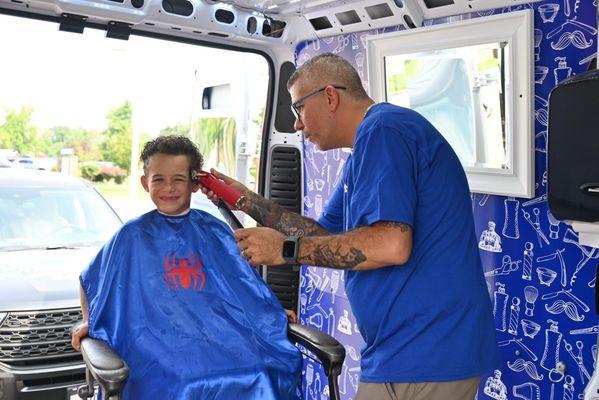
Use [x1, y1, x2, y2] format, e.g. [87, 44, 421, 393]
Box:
[243, 192, 329, 237]
[302, 244, 366, 270]
[376, 221, 411, 233]
[244, 191, 283, 228]
[276, 212, 330, 237]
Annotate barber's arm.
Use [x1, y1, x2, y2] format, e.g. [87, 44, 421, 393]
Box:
[202, 169, 330, 237]
[234, 221, 412, 271]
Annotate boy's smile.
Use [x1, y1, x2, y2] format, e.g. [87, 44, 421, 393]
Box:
[141, 153, 200, 215]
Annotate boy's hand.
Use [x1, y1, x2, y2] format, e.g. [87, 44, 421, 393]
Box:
[284, 309, 298, 323]
[200, 169, 249, 208]
[71, 321, 89, 352]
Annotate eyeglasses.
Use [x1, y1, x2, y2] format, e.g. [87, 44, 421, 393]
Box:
[291, 85, 347, 122]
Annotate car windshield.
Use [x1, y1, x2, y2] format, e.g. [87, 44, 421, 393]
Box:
[0, 187, 121, 251]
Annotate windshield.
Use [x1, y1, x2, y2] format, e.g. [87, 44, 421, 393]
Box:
[0, 187, 121, 251]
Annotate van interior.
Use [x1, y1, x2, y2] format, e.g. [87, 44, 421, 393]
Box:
[0, 0, 598, 399]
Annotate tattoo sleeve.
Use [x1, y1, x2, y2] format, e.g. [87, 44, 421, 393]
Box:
[374, 221, 411, 232]
[296, 221, 412, 270]
[299, 238, 366, 270]
[242, 191, 330, 237]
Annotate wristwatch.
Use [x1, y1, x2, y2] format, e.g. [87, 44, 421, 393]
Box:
[282, 236, 300, 265]
[235, 195, 246, 210]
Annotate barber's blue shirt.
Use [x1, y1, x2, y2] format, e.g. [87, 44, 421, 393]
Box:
[318, 103, 499, 382]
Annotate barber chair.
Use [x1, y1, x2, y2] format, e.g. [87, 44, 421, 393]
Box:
[74, 200, 345, 399]
[74, 322, 345, 400]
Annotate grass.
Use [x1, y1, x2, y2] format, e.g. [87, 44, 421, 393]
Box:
[93, 176, 146, 198]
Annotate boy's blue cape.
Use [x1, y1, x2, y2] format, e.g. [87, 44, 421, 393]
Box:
[80, 209, 301, 399]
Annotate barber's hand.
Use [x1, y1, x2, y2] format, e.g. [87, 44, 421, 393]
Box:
[234, 227, 286, 266]
[71, 321, 89, 352]
[200, 169, 249, 208]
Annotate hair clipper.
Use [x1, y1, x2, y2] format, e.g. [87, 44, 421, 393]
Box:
[192, 169, 244, 209]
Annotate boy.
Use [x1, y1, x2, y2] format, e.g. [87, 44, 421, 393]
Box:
[72, 135, 301, 399]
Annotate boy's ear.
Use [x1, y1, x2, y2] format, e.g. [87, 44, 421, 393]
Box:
[140, 175, 150, 192]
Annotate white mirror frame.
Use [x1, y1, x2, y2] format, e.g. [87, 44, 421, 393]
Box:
[367, 10, 534, 198]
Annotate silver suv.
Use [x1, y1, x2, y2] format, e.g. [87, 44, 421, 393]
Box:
[0, 169, 121, 399]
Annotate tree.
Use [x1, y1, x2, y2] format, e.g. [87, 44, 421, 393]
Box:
[160, 124, 190, 137]
[38, 126, 102, 161]
[0, 107, 39, 154]
[101, 101, 132, 171]
[194, 117, 236, 175]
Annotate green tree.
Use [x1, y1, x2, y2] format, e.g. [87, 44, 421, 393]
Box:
[101, 101, 132, 171]
[0, 107, 39, 154]
[194, 117, 236, 175]
[160, 124, 190, 137]
[38, 126, 102, 161]
[131, 131, 154, 171]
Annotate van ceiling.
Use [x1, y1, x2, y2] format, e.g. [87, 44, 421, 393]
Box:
[0, 0, 539, 49]
[227, 0, 532, 18]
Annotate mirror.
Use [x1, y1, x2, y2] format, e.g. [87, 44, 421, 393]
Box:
[367, 10, 534, 198]
[385, 42, 508, 170]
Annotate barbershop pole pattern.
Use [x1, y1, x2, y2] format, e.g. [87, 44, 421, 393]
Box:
[296, 1, 597, 399]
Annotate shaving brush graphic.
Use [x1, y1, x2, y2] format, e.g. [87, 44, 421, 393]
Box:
[524, 286, 539, 317]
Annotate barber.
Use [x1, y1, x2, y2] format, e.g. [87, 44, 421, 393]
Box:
[202, 52, 498, 400]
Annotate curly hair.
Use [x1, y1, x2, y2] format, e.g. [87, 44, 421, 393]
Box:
[140, 135, 203, 175]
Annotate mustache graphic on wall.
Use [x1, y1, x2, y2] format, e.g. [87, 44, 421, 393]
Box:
[545, 300, 585, 321]
[551, 30, 594, 50]
[508, 358, 544, 380]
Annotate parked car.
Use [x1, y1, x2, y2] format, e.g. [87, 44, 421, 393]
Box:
[13, 157, 44, 170]
[0, 169, 121, 400]
[0, 157, 14, 168]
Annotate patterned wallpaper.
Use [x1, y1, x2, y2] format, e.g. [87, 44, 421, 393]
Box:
[295, 1, 598, 399]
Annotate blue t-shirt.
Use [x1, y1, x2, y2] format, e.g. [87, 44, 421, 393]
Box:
[318, 103, 499, 383]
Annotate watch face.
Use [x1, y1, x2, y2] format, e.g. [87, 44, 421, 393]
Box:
[283, 240, 296, 258]
[235, 195, 246, 210]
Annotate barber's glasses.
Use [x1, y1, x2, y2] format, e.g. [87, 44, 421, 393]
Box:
[291, 85, 347, 122]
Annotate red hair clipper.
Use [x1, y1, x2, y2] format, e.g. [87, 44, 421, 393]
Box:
[192, 169, 244, 209]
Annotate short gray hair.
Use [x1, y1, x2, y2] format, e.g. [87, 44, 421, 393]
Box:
[287, 53, 369, 101]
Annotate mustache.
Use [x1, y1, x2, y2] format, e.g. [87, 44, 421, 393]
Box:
[508, 358, 544, 380]
[545, 300, 585, 321]
[551, 30, 594, 50]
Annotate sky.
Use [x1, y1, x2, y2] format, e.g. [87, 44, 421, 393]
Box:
[0, 14, 269, 135]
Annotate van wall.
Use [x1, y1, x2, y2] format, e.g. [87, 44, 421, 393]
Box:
[297, 1, 598, 399]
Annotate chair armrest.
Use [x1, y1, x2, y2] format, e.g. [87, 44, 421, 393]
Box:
[287, 323, 345, 377]
[80, 337, 129, 396]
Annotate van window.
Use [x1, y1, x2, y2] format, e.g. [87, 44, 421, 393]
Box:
[0, 14, 269, 224]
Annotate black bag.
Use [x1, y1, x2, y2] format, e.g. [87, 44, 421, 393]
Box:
[548, 69, 599, 222]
